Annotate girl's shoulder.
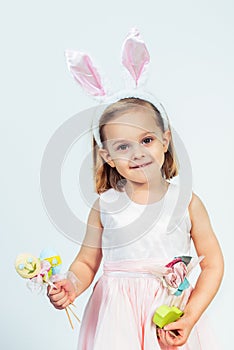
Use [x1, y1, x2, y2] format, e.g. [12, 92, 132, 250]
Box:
[99, 187, 123, 203]
[189, 192, 206, 213]
[188, 191, 211, 229]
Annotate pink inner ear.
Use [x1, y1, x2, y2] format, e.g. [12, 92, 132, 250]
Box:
[65, 50, 106, 97]
[122, 28, 150, 86]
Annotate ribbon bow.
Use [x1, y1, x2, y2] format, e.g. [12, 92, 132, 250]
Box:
[162, 256, 203, 296]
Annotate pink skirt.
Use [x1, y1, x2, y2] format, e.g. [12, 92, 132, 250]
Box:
[77, 259, 218, 350]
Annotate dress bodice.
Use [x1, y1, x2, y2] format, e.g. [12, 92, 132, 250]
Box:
[99, 182, 192, 262]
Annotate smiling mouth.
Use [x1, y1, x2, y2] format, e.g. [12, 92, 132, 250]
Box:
[130, 162, 152, 169]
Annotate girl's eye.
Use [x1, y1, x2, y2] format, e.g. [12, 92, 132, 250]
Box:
[117, 144, 129, 151]
[142, 137, 153, 144]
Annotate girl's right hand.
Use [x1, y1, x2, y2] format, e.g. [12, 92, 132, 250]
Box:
[157, 314, 194, 347]
[47, 279, 76, 310]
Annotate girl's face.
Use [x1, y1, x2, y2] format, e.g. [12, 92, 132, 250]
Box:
[99, 106, 171, 185]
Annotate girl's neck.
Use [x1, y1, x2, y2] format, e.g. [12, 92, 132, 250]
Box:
[124, 177, 169, 205]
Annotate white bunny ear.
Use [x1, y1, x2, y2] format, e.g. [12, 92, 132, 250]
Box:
[122, 28, 150, 87]
[65, 50, 106, 97]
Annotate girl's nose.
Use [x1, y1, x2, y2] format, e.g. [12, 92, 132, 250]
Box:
[131, 143, 146, 160]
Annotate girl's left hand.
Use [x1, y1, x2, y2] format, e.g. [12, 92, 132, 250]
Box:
[157, 315, 194, 347]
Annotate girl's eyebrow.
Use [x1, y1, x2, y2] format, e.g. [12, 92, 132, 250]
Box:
[112, 139, 129, 146]
[111, 131, 156, 146]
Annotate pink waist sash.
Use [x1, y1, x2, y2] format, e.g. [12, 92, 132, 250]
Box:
[103, 256, 203, 295]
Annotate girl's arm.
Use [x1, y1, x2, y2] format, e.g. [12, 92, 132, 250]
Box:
[159, 192, 224, 346]
[181, 192, 224, 323]
[69, 197, 103, 296]
[48, 198, 103, 309]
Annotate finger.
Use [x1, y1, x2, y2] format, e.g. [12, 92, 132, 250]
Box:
[164, 331, 178, 346]
[47, 288, 60, 296]
[157, 329, 167, 345]
[158, 329, 178, 347]
[47, 284, 62, 296]
[156, 328, 161, 340]
[166, 332, 186, 347]
[49, 289, 66, 303]
[163, 317, 185, 331]
[61, 291, 77, 309]
[163, 322, 179, 331]
[52, 294, 69, 309]
[61, 299, 73, 309]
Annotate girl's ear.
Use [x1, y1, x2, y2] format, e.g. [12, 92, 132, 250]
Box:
[162, 129, 171, 152]
[98, 148, 116, 168]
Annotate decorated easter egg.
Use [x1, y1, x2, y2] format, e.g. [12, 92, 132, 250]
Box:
[15, 254, 41, 279]
[39, 248, 62, 275]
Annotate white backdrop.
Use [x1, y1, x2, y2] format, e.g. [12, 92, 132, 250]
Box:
[1, 0, 233, 349]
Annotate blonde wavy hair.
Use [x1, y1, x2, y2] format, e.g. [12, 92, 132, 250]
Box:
[92, 98, 179, 194]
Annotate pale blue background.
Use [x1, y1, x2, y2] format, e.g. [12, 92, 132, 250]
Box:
[1, 0, 233, 349]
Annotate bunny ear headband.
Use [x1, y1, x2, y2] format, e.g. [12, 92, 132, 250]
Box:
[65, 28, 170, 148]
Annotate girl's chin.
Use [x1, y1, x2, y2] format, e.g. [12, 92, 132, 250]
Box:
[127, 175, 159, 185]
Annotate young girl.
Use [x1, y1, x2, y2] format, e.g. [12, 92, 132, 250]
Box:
[48, 97, 224, 349]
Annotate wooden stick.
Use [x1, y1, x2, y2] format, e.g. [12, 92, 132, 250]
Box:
[65, 307, 74, 329]
[168, 330, 178, 337]
[67, 305, 81, 323]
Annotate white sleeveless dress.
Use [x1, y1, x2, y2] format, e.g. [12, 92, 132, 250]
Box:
[77, 182, 218, 350]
